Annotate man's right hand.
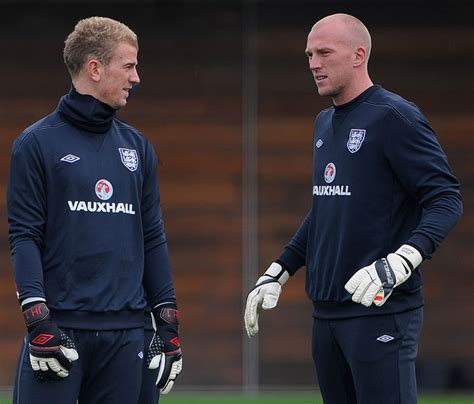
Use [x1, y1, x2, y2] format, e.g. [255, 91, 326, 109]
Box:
[244, 263, 289, 337]
[23, 302, 79, 380]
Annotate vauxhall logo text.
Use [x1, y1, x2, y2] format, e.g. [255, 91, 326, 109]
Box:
[68, 179, 135, 215]
[312, 185, 351, 196]
[313, 163, 351, 196]
[68, 201, 135, 215]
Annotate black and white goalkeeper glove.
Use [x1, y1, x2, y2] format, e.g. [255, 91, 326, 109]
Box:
[244, 262, 290, 337]
[147, 303, 182, 394]
[345, 244, 423, 307]
[23, 302, 79, 380]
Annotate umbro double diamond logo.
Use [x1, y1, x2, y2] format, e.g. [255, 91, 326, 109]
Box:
[376, 334, 394, 343]
[60, 154, 80, 163]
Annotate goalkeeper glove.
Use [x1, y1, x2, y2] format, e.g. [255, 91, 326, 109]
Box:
[244, 262, 289, 337]
[147, 303, 182, 394]
[23, 302, 79, 380]
[344, 244, 423, 307]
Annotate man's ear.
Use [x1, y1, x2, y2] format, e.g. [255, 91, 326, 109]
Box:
[86, 59, 102, 82]
[353, 46, 367, 68]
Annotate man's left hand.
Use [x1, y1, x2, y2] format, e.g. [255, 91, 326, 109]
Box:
[147, 304, 182, 394]
[345, 244, 423, 307]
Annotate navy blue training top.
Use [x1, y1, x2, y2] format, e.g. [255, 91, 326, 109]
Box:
[277, 85, 462, 319]
[8, 87, 176, 330]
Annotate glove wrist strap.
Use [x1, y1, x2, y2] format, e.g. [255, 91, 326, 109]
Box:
[152, 303, 179, 327]
[262, 262, 290, 286]
[23, 302, 50, 329]
[395, 244, 423, 271]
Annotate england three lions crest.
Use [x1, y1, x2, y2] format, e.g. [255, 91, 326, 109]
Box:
[119, 148, 139, 172]
[347, 129, 366, 153]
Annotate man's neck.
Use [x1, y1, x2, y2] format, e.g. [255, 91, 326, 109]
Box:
[333, 76, 373, 106]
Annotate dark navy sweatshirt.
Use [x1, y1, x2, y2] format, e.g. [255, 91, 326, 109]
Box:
[8, 87, 176, 330]
[277, 85, 462, 319]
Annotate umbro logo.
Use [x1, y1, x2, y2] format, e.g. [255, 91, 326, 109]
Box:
[138, 351, 144, 359]
[60, 154, 80, 163]
[377, 334, 394, 343]
[31, 333, 54, 345]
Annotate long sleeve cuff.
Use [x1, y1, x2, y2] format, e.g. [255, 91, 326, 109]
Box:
[276, 247, 305, 276]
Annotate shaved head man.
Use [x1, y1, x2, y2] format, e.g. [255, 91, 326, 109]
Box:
[245, 12, 462, 404]
[305, 13, 373, 105]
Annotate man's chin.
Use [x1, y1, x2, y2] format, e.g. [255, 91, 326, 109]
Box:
[112, 99, 127, 110]
[317, 87, 329, 97]
[317, 86, 336, 98]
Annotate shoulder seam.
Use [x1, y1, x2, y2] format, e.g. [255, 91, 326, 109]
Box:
[113, 118, 144, 136]
[363, 100, 413, 126]
[15, 122, 68, 152]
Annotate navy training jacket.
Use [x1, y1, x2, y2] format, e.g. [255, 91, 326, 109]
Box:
[8, 87, 176, 330]
[277, 85, 463, 319]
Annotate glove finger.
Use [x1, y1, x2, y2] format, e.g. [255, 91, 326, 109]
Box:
[245, 309, 259, 337]
[374, 289, 393, 307]
[360, 283, 382, 307]
[244, 294, 255, 328]
[60, 346, 79, 362]
[156, 354, 181, 388]
[245, 312, 259, 337]
[47, 358, 61, 373]
[160, 359, 183, 394]
[261, 292, 279, 310]
[30, 356, 40, 371]
[56, 369, 69, 378]
[161, 380, 175, 395]
[344, 269, 366, 294]
[148, 352, 164, 370]
[51, 348, 75, 372]
[244, 293, 260, 337]
[46, 358, 69, 378]
[39, 360, 49, 372]
[160, 357, 182, 394]
[350, 277, 372, 304]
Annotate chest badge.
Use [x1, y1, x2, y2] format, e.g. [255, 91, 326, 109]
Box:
[118, 148, 139, 172]
[347, 129, 366, 153]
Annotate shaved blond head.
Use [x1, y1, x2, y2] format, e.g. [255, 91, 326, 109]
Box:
[311, 13, 372, 64]
[305, 13, 374, 105]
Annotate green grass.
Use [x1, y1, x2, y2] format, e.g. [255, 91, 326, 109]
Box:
[418, 396, 474, 404]
[1, 391, 473, 403]
[159, 392, 474, 404]
[161, 393, 320, 403]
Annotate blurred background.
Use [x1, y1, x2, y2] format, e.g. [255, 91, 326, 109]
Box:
[0, 0, 472, 397]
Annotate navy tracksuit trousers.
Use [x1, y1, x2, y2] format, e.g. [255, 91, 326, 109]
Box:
[14, 328, 144, 404]
[312, 307, 423, 404]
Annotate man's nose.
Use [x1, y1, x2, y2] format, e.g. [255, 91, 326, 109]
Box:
[131, 67, 140, 84]
[309, 57, 321, 70]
